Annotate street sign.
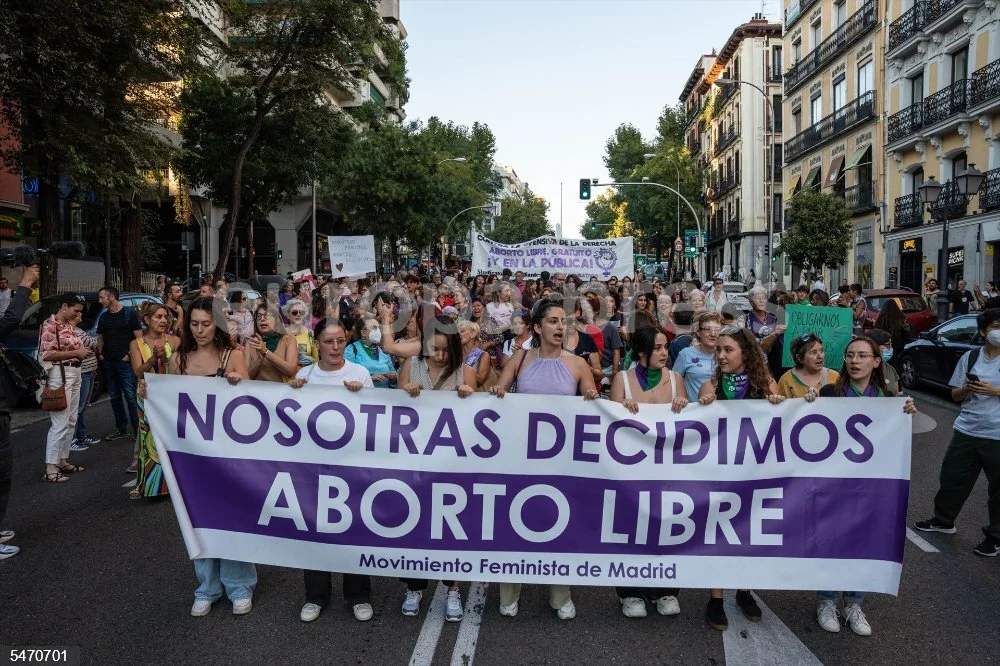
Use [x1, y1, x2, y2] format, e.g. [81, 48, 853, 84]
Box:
[683, 230, 708, 258]
[674, 237, 683, 253]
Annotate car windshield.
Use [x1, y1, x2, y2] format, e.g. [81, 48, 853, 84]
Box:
[21, 299, 103, 330]
[868, 295, 927, 314]
[722, 285, 745, 294]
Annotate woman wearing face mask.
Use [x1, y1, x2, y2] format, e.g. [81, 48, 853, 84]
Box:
[777, 333, 839, 399]
[502, 314, 531, 358]
[283, 298, 318, 366]
[698, 326, 784, 631]
[673, 312, 722, 399]
[129, 303, 180, 499]
[395, 316, 476, 621]
[165, 298, 255, 618]
[809, 336, 915, 636]
[288, 319, 376, 625]
[345, 316, 397, 388]
[610, 325, 687, 619]
[864, 329, 901, 394]
[488, 298, 599, 620]
[245, 305, 299, 382]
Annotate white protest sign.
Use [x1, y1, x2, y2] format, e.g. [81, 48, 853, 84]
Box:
[328, 235, 376, 278]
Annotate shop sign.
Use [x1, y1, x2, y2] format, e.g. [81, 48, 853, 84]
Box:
[900, 238, 921, 254]
[948, 249, 964, 266]
[0, 213, 24, 239]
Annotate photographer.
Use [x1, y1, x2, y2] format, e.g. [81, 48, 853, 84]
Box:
[0, 265, 40, 560]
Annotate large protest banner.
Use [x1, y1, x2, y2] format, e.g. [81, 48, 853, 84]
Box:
[146, 375, 911, 594]
[782, 305, 856, 369]
[472, 234, 634, 280]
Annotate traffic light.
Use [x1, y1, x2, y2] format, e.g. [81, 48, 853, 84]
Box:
[276, 249, 283, 261]
[579, 178, 591, 200]
[590, 221, 596, 232]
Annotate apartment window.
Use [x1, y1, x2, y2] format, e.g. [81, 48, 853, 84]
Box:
[811, 21, 822, 50]
[772, 94, 783, 131]
[857, 60, 873, 96]
[910, 73, 924, 105]
[911, 167, 924, 194]
[771, 46, 783, 78]
[792, 108, 802, 133]
[834, 0, 847, 28]
[952, 152, 968, 179]
[810, 94, 823, 125]
[792, 39, 802, 63]
[833, 76, 847, 115]
[735, 198, 741, 221]
[952, 48, 969, 83]
[735, 151, 741, 175]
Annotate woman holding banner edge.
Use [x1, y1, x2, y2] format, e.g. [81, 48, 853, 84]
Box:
[489, 297, 600, 620]
[610, 325, 687, 618]
[697, 326, 785, 631]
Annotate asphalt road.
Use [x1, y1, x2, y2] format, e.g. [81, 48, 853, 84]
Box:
[1, 390, 997, 665]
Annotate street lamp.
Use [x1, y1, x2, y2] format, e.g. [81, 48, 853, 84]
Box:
[714, 78, 777, 288]
[919, 164, 985, 322]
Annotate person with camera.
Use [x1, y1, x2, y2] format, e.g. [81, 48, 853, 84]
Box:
[0, 265, 40, 559]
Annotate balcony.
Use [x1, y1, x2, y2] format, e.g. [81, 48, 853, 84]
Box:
[715, 125, 739, 156]
[844, 180, 877, 214]
[784, 91, 876, 161]
[685, 105, 702, 128]
[767, 67, 782, 83]
[980, 167, 1000, 211]
[719, 174, 740, 197]
[688, 140, 702, 156]
[887, 103, 923, 144]
[894, 193, 924, 228]
[785, 0, 820, 29]
[930, 180, 969, 221]
[784, 0, 877, 93]
[971, 57, 1000, 108]
[716, 82, 738, 110]
[888, 0, 967, 54]
[887, 79, 970, 145]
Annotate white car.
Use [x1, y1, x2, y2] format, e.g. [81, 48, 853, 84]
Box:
[722, 282, 751, 311]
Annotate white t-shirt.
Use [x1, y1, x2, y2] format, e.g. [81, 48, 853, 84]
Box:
[949, 348, 1000, 440]
[295, 359, 374, 388]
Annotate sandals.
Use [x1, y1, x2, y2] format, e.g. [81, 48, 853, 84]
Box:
[43, 471, 69, 483]
[57, 463, 85, 473]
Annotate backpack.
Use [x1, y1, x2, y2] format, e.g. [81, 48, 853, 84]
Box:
[0, 344, 46, 394]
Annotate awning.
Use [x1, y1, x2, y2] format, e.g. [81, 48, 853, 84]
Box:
[825, 155, 846, 188]
[785, 175, 801, 199]
[845, 144, 871, 170]
[803, 166, 821, 189]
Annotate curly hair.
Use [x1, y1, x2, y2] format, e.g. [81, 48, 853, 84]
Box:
[713, 327, 773, 398]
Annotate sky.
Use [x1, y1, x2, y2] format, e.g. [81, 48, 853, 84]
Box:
[400, 0, 781, 239]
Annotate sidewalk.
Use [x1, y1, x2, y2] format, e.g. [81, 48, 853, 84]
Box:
[10, 394, 110, 432]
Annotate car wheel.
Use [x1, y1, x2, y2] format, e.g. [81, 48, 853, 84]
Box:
[900, 355, 918, 389]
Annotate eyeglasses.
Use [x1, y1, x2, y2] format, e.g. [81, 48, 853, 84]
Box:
[289, 310, 305, 316]
[700, 326, 723, 334]
[254, 313, 273, 321]
[797, 333, 818, 344]
[844, 352, 874, 360]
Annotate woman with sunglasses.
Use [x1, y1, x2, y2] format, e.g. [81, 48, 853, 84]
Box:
[610, 325, 687, 619]
[245, 304, 299, 382]
[808, 336, 915, 636]
[673, 312, 722, 399]
[395, 315, 476, 622]
[488, 297, 600, 620]
[698, 326, 784, 631]
[777, 333, 839, 399]
[282, 298, 318, 366]
[166, 298, 255, 617]
[289, 319, 376, 624]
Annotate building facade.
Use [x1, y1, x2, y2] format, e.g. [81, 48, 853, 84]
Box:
[682, 16, 783, 283]
[780, 0, 884, 289]
[882, 0, 1000, 292]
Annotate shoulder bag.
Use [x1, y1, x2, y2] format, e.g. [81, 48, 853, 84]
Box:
[40, 322, 68, 412]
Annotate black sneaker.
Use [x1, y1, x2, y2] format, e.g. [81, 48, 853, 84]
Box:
[973, 536, 1000, 557]
[913, 518, 957, 534]
[705, 597, 728, 631]
[735, 590, 762, 622]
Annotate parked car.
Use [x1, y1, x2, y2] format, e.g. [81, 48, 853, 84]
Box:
[4, 292, 161, 399]
[897, 314, 981, 390]
[863, 289, 937, 335]
[721, 281, 751, 312]
[640, 262, 669, 280]
[181, 286, 262, 311]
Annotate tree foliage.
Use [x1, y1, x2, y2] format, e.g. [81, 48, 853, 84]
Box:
[489, 189, 551, 244]
[582, 192, 634, 241]
[778, 188, 852, 272]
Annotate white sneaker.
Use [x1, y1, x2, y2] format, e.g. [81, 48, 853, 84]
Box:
[844, 603, 871, 636]
[817, 600, 840, 633]
[445, 589, 464, 622]
[556, 599, 576, 620]
[0, 530, 14, 544]
[300, 602, 321, 622]
[401, 590, 422, 616]
[499, 601, 518, 617]
[232, 597, 252, 615]
[655, 595, 681, 616]
[190, 599, 212, 617]
[620, 597, 647, 618]
[353, 602, 374, 621]
[0, 544, 20, 560]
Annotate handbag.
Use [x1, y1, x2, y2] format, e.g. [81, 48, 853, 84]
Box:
[40, 323, 68, 412]
[0, 344, 46, 395]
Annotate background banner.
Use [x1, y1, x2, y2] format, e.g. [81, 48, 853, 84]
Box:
[471, 234, 634, 280]
[145, 375, 911, 594]
[327, 235, 376, 278]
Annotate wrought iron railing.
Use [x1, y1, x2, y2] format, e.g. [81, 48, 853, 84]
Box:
[784, 0, 877, 92]
[930, 180, 969, 221]
[971, 57, 1000, 107]
[719, 174, 740, 197]
[715, 125, 739, 156]
[844, 180, 877, 213]
[894, 193, 924, 227]
[923, 78, 969, 127]
[784, 91, 876, 161]
[888, 0, 964, 52]
[980, 167, 1000, 211]
[887, 103, 923, 143]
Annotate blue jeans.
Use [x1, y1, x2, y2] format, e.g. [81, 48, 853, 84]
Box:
[73, 371, 95, 441]
[817, 591, 865, 605]
[193, 559, 257, 602]
[102, 359, 138, 433]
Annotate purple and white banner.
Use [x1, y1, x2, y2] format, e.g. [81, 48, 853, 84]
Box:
[471, 234, 634, 280]
[145, 375, 912, 594]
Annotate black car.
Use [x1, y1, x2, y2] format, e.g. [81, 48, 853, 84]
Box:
[898, 314, 981, 390]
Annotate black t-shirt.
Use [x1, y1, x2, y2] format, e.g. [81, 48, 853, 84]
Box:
[97, 306, 141, 360]
[569, 331, 598, 359]
[949, 289, 974, 314]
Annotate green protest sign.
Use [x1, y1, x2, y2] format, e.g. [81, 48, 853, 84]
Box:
[782, 305, 854, 370]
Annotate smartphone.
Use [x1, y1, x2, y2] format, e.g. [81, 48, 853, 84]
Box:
[967, 372, 981, 383]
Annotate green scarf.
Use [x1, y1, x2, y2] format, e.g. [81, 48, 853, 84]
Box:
[262, 332, 281, 353]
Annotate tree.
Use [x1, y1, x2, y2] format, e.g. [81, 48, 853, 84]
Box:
[489, 189, 551, 244]
[778, 188, 852, 273]
[0, 0, 206, 293]
[581, 192, 634, 241]
[193, 0, 400, 279]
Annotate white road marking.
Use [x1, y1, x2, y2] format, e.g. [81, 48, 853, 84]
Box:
[450, 582, 487, 666]
[122, 479, 137, 488]
[409, 583, 449, 666]
[722, 590, 822, 666]
[905, 527, 941, 553]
